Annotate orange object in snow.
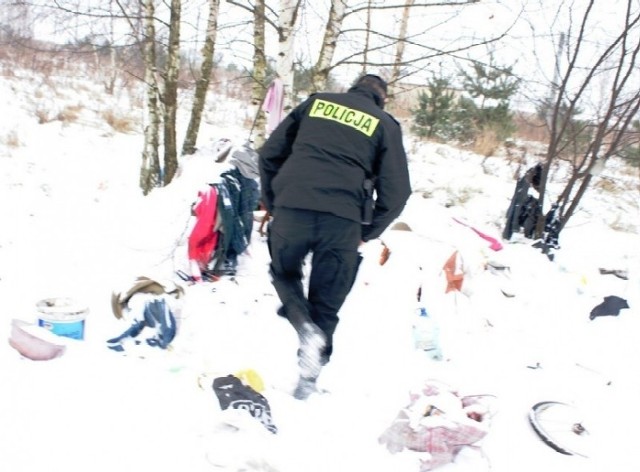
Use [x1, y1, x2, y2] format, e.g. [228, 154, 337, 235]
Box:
[379, 244, 391, 265]
[443, 251, 464, 293]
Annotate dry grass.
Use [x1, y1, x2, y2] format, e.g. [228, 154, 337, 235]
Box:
[593, 177, 622, 194]
[35, 103, 82, 124]
[423, 186, 482, 207]
[101, 109, 137, 133]
[387, 100, 413, 121]
[513, 112, 549, 143]
[451, 186, 481, 206]
[3, 130, 21, 147]
[57, 104, 82, 123]
[472, 128, 501, 157]
[619, 157, 640, 176]
[608, 214, 637, 233]
[35, 107, 53, 124]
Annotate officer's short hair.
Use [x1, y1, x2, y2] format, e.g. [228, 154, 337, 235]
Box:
[355, 74, 388, 100]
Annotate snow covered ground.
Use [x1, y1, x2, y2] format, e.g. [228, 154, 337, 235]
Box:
[1, 68, 639, 472]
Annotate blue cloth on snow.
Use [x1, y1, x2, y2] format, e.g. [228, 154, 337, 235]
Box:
[107, 298, 176, 351]
[209, 167, 260, 275]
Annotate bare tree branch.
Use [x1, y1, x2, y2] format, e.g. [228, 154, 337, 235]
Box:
[346, 0, 480, 16]
[226, 0, 279, 31]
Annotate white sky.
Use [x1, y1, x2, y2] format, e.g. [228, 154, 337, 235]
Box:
[18, 1, 638, 84]
[10, 0, 637, 116]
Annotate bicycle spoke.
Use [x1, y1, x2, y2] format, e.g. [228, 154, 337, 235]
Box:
[529, 401, 591, 457]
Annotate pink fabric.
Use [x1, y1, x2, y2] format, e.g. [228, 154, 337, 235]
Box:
[188, 186, 219, 267]
[378, 381, 492, 471]
[262, 78, 285, 134]
[452, 217, 503, 251]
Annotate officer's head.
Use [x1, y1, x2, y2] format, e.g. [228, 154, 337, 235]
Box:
[352, 74, 388, 108]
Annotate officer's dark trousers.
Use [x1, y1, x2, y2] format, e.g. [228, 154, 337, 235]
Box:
[267, 207, 362, 362]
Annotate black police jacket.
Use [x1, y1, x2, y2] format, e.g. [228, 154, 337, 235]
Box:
[258, 85, 411, 242]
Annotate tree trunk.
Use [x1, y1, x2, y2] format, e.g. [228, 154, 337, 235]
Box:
[140, 0, 161, 196]
[251, 0, 267, 149]
[105, 46, 117, 95]
[388, 0, 415, 101]
[276, 0, 301, 111]
[535, 0, 640, 238]
[362, 0, 372, 75]
[182, 0, 220, 156]
[311, 0, 347, 92]
[162, 0, 181, 186]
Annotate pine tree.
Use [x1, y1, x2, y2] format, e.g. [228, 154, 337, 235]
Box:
[458, 57, 520, 142]
[411, 75, 456, 140]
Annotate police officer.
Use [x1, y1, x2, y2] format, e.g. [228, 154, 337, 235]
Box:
[259, 74, 411, 399]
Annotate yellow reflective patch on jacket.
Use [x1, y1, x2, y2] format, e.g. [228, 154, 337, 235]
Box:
[309, 99, 380, 137]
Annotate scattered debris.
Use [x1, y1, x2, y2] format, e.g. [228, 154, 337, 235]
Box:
[589, 295, 630, 320]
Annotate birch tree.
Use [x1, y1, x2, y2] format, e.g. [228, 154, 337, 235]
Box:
[227, 0, 300, 142]
[44, 0, 163, 194]
[362, 0, 373, 75]
[311, 0, 347, 92]
[162, 0, 181, 186]
[182, 0, 220, 156]
[388, 0, 415, 100]
[310, 0, 489, 92]
[139, 0, 161, 195]
[251, 0, 268, 148]
[276, 0, 301, 111]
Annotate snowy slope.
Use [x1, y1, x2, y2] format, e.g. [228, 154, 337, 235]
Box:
[1, 67, 639, 472]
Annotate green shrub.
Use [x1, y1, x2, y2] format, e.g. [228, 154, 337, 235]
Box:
[411, 76, 457, 140]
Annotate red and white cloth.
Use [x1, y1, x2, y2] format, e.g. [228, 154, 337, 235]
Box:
[379, 380, 493, 470]
[187, 185, 219, 280]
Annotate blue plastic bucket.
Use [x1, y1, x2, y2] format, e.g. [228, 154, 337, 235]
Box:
[37, 297, 88, 340]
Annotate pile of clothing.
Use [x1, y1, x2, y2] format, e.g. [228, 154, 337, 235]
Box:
[107, 276, 184, 352]
[378, 380, 494, 470]
[187, 142, 260, 281]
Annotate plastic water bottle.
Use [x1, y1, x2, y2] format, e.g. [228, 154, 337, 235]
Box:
[412, 307, 442, 361]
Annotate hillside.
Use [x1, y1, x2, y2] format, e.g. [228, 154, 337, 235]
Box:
[1, 59, 639, 472]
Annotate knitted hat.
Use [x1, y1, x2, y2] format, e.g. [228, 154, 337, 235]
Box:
[351, 74, 388, 108]
[356, 74, 388, 95]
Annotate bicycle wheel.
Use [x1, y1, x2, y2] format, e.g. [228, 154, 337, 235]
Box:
[528, 401, 590, 457]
